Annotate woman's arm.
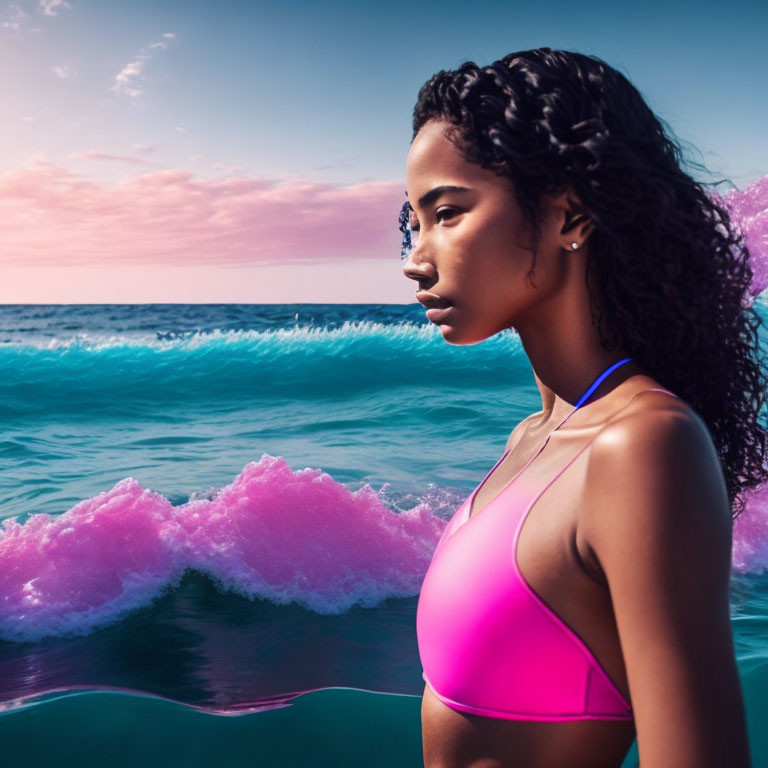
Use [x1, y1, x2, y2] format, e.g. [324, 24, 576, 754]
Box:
[581, 408, 752, 768]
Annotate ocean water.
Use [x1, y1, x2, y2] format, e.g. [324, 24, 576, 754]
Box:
[0, 303, 766, 767]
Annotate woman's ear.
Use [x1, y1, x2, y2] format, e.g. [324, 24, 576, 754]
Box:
[555, 189, 595, 250]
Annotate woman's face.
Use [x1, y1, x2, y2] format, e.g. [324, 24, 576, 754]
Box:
[403, 119, 571, 345]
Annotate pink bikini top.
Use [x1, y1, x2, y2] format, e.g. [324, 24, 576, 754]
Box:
[416, 375, 680, 722]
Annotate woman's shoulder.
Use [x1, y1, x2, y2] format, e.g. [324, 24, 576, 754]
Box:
[595, 386, 705, 454]
[581, 387, 730, 550]
[588, 385, 718, 491]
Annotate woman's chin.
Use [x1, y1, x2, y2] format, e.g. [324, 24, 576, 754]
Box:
[436, 319, 500, 345]
[437, 324, 459, 343]
[436, 324, 481, 346]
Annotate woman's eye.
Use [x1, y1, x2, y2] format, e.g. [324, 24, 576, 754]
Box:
[409, 208, 458, 233]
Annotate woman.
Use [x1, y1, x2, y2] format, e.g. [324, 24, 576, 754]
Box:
[401, 48, 764, 768]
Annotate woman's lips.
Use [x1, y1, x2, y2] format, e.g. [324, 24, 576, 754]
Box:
[425, 305, 453, 323]
[415, 291, 453, 323]
[416, 291, 451, 308]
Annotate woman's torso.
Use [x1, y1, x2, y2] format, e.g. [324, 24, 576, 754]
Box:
[419, 381, 686, 768]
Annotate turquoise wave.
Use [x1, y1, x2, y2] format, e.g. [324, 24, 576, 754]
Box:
[0, 322, 528, 418]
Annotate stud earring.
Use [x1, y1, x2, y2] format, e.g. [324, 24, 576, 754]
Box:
[570, 242, 579, 250]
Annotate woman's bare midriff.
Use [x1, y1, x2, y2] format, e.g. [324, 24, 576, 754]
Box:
[421, 385, 683, 767]
[422, 685, 636, 768]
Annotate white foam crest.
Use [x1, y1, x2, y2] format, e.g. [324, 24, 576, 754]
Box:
[0, 321, 444, 352]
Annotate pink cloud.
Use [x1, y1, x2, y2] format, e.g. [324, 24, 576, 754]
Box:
[70, 151, 152, 166]
[0, 160, 405, 267]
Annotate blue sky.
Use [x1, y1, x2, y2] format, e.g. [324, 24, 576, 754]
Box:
[1, 0, 766, 301]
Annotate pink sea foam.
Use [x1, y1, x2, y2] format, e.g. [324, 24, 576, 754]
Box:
[713, 174, 768, 299]
[732, 483, 768, 575]
[170, 456, 442, 610]
[0, 455, 445, 643]
[0, 480, 179, 642]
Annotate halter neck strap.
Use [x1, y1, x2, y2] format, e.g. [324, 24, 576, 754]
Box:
[553, 357, 634, 431]
[574, 357, 633, 409]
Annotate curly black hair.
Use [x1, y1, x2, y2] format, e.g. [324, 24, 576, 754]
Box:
[411, 47, 767, 519]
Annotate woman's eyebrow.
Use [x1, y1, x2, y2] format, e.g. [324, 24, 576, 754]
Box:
[405, 185, 473, 211]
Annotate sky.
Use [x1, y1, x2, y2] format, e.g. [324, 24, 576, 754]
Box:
[1, 0, 766, 303]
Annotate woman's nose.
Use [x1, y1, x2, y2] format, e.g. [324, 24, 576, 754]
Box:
[402, 250, 435, 284]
